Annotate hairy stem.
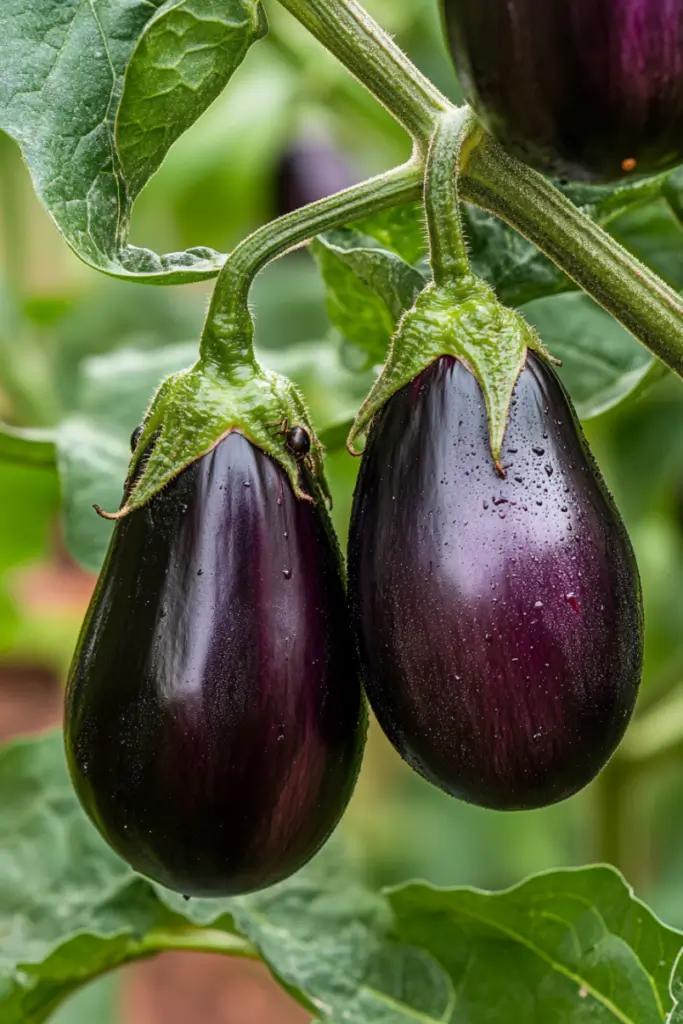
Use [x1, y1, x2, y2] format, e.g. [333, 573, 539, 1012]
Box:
[460, 127, 683, 376]
[273, 0, 449, 142]
[425, 109, 472, 285]
[201, 160, 422, 364]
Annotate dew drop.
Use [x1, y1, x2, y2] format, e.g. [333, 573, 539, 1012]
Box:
[282, 568, 292, 580]
[532, 446, 545, 456]
[534, 601, 544, 609]
[544, 463, 553, 477]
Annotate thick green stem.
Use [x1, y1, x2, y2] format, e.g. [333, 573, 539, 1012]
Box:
[425, 109, 472, 285]
[200, 161, 422, 365]
[460, 127, 683, 376]
[273, 0, 449, 142]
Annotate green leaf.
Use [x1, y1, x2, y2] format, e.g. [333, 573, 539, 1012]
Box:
[311, 228, 426, 365]
[0, 730, 454, 1024]
[0, 731, 250, 1024]
[0, 0, 265, 281]
[2, 731, 682, 1024]
[0, 448, 59, 653]
[57, 342, 197, 571]
[389, 869, 683, 1024]
[318, 416, 355, 451]
[352, 201, 429, 266]
[116, 0, 267, 202]
[608, 199, 683, 292]
[522, 293, 654, 420]
[50, 975, 118, 1024]
[669, 951, 683, 1023]
[463, 205, 572, 308]
[0, 424, 56, 469]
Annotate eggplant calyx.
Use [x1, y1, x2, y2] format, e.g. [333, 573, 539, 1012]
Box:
[347, 277, 550, 468]
[95, 360, 330, 520]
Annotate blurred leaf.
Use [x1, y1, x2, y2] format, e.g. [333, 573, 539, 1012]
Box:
[0, 0, 265, 281]
[352, 202, 429, 266]
[609, 200, 683, 292]
[0, 730, 453, 1024]
[50, 976, 118, 1024]
[319, 417, 354, 452]
[390, 869, 683, 1023]
[311, 228, 426, 364]
[0, 463, 59, 577]
[0, 730, 250, 1024]
[0, 450, 59, 653]
[522, 293, 654, 419]
[0, 424, 56, 469]
[57, 342, 197, 571]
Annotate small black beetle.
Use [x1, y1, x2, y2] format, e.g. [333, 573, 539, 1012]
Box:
[285, 425, 311, 460]
[130, 425, 143, 452]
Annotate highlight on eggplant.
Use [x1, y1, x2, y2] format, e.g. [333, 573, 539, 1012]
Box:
[348, 353, 643, 810]
[441, 0, 683, 182]
[65, 431, 365, 897]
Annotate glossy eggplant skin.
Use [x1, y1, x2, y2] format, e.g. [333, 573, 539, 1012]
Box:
[442, 0, 683, 182]
[349, 354, 642, 810]
[65, 432, 365, 896]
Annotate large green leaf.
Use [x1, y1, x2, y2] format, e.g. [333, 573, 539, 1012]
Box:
[0, 0, 265, 281]
[1, 731, 682, 1024]
[391, 871, 683, 1024]
[522, 293, 654, 420]
[311, 228, 426, 366]
[0, 731, 453, 1024]
[0, 731, 250, 1024]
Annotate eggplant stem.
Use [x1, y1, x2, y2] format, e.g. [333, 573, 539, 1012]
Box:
[424, 109, 473, 286]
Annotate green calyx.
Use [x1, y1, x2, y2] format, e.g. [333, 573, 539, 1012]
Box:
[348, 107, 549, 469]
[97, 313, 329, 519]
[347, 275, 547, 469]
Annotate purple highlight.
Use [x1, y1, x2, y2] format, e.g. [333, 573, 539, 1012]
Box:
[443, 0, 683, 180]
[348, 354, 642, 810]
[65, 433, 365, 896]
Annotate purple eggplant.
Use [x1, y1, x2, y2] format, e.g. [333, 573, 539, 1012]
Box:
[441, 0, 683, 181]
[348, 354, 642, 810]
[274, 136, 356, 215]
[65, 432, 365, 896]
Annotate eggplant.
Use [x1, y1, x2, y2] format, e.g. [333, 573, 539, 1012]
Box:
[65, 431, 365, 896]
[441, 0, 683, 182]
[274, 137, 355, 215]
[348, 354, 642, 810]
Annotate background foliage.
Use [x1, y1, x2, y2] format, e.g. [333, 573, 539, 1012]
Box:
[2, 0, 683, 1020]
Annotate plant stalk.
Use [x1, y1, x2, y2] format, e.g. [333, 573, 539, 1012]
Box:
[425, 109, 472, 285]
[273, 0, 449, 142]
[201, 160, 422, 362]
[460, 127, 683, 376]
